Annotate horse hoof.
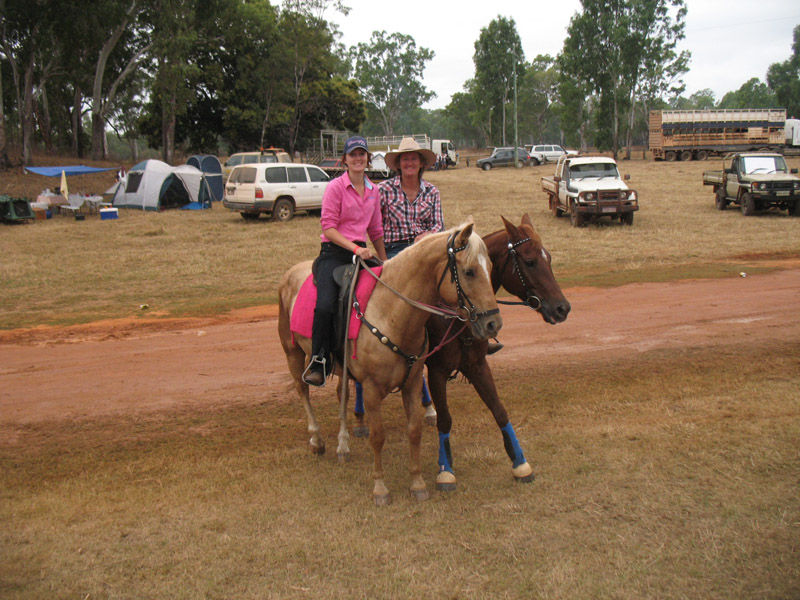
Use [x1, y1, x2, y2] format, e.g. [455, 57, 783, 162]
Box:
[512, 461, 535, 483]
[352, 426, 369, 438]
[373, 493, 392, 507]
[436, 470, 457, 492]
[411, 488, 430, 502]
[310, 444, 325, 456]
[337, 451, 350, 463]
[423, 405, 437, 427]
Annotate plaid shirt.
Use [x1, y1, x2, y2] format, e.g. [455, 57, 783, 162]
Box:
[379, 176, 444, 243]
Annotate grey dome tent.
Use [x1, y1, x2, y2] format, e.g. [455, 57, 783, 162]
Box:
[187, 155, 223, 202]
[111, 160, 213, 211]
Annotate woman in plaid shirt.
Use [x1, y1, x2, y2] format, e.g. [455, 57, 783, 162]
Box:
[379, 137, 444, 259]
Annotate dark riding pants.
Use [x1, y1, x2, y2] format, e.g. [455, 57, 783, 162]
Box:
[310, 241, 364, 370]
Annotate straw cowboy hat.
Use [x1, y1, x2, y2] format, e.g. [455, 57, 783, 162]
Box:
[384, 137, 438, 170]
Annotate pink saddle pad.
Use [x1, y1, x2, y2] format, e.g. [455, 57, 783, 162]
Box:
[290, 266, 383, 341]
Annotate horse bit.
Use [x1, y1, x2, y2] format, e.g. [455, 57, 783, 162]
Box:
[496, 236, 543, 311]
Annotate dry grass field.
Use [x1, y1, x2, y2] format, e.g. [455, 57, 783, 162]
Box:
[1, 153, 800, 599]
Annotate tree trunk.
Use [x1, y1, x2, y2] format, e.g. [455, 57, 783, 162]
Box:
[128, 136, 138, 162]
[0, 59, 11, 169]
[162, 90, 176, 164]
[71, 88, 82, 156]
[21, 53, 36, 165]
[36, 86, 54, 153]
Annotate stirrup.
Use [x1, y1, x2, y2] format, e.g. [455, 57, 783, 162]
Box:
[302, 355, 328, 387]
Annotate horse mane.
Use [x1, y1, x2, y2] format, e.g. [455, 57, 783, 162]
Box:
[416, 221, 488, 261]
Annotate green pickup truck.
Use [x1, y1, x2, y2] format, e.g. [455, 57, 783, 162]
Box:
[702, 152, 800, 216]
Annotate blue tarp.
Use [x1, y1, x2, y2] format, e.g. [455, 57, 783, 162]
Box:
[24, 166, 118, 177]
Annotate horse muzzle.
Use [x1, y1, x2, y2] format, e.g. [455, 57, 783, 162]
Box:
[470, 312, 503, 340]
[539, 298, 571, 325]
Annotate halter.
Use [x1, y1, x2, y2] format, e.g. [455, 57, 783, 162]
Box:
[436, 232, 501, 323]
[496, 236, 543, 311]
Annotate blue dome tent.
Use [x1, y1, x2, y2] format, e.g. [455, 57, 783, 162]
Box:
[187, 155, 223, 202]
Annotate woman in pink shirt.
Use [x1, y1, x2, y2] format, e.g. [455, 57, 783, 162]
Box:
[303, 136, 387, 387]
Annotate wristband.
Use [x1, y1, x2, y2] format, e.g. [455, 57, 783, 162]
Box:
[353, 246, 359, 254]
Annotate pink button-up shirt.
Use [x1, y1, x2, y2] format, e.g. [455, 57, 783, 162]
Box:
[320, 171, 384, 243]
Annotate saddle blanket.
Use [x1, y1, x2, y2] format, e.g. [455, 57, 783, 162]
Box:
[290, 266, 383, 341]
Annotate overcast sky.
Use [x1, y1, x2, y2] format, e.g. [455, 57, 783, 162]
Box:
[324, 0, 800, 110]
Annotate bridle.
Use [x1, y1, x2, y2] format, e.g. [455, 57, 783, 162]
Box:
[436, 232, 501, 323]
[496, 236, 543, 311]
[351, 230, 499, 390]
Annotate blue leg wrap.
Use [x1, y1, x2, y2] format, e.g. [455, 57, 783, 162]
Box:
[421, 375, 432, 407]
[438, 432, 454, 473]
[354, 382, 364, 416]
[501, 422, 526, 468]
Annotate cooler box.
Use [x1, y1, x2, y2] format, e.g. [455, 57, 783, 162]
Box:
[100, 208, 119, 220]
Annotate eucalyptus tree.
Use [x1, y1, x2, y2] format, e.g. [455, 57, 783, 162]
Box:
[473, 16, 524, 147]
[718, 78, 777, 110]
[517, 55, 560, 145]
[767, 25, 800, 118]
[87, 0, 151, 160]
[350, 30, 435, 136]
[561, 0, 689, 157]
[0, 0, 62, 164]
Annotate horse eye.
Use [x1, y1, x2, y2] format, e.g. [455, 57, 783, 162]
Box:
[524, 259, 537, 268]
[464, 268, 476, 278]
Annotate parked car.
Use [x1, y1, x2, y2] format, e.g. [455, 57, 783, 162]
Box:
[223, 162, 330, 221]
[476, 147, 531, 170]
[222, 148, 292, 178]
[319, 158, 343, 169]
[526, 144, 577, 165]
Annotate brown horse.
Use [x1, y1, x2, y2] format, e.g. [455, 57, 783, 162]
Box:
[427, 214, 570, 490]
[278, 220, 502, 505]
[353, 214, 570, 490]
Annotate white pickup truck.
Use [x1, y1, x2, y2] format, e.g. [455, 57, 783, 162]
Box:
[541, 155, 639, 226]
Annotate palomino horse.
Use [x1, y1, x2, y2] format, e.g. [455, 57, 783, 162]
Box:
[353, 214, 570, 490]
[277, 220, 502, 505]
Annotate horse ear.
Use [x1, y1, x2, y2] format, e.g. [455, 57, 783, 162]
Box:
[455, 220, 475, 246]
[503, 216, 521, 238]
[521, 213, 533, 226]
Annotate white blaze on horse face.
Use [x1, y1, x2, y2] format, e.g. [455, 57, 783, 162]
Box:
[479, 253, 490, 279]
[542, 249, 548, 262]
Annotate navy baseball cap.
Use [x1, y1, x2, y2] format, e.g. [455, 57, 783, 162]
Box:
[343, 135, 369, 154]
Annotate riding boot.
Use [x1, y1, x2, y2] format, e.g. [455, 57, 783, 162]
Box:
[305, 308, 332, 387]
[487, 341, 504, 355]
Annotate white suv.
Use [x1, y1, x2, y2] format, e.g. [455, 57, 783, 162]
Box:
[527, 144, 577, 165]
[223, 163, 330, 221]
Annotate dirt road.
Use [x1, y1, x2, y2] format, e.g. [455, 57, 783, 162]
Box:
[2, 269, 798, 427]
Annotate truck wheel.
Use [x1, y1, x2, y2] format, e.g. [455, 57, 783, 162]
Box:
[530, 158, 540, 166]
[550, 196, 562, 217]
[482, 163, 492, 171]
[740, 192, 755, 216]
[620, 212, 634, 226]
[789, 201, 800, 216]
[696, 150, 709, 161]
[570, 205, 586, 227]
[272, 198, 295, 221]
[241, 212, 260, 221]
[715, 188, 727, 211]
[680, 150, 693, 162]
[665, 151, 677, 162]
